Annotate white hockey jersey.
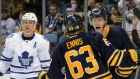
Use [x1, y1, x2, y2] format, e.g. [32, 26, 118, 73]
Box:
[0, 33, 51, 79]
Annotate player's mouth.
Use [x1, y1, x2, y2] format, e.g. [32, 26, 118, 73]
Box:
[96, 26, 101, 29]
[25, 28, 29, 30]
[95, 26, 102, 33]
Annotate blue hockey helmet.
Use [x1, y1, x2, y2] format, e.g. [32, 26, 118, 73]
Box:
[64, 14, 83, 32]
[64, 14, 84, 37]
[90, 7, 107, 20]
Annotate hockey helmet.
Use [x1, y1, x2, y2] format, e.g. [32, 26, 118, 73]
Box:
[90, 7, 107, 20]
[64, 14, 83, 32]
[22, 12, 38, 25]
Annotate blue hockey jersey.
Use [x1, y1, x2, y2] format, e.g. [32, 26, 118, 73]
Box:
[94, 25, 135, 50]
[0, 33, 51, 79]
[93, 25, 136, 79]
[47, 31, 137, 79]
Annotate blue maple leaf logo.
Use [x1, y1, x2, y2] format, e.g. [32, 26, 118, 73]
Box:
[18, 51, 33, 69]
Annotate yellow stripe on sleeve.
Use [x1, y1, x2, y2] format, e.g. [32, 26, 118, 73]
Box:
[110, 50, 120, 66]
[116, 50, 124, 66]
[107, 49, 118, 64]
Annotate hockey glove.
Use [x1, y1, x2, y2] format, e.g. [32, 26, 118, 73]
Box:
[128, 49, 138, 63]
[38, 70, 49, 79]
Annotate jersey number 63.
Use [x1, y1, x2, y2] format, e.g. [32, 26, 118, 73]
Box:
[65, 45, 99, 79]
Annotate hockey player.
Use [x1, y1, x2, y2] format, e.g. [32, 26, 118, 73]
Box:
[0, 12, 51, 79]
[90, 7, 135, 50]
[89, 7, 138, 79]
[38, 14, 139, 79]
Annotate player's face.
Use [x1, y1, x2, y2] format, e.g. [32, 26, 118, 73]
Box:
[22, 20, 35, 33]
[91, 17, 107, 34]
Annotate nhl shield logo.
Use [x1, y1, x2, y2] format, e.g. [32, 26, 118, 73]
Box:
[18, 51, 33, 69]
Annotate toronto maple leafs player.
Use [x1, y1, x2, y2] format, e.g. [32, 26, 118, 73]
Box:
[0, 12, 51, 79]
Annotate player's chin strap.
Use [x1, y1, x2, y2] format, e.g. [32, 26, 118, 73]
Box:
[24, 25, 35, 35]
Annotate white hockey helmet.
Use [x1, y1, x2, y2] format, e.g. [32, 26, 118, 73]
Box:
[22, 12, 38, 25]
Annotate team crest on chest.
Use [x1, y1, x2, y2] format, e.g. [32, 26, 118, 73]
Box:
[18, 51, 33, 69]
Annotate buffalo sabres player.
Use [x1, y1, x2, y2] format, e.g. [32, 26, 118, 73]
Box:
[90, 7, 139, 79]
[38, 14, 139, 79]
[0, 12, 51, 79]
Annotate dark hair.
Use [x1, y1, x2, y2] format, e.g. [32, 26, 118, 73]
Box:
[17, 2, 25, 11]
[2, 9, 8, 13]
[110, 6, 118, 11]
[95, 2, 108, 13]
[49, 4, 58, 10]
[20, 11, 28, 15]
[110, 6, 120, 15]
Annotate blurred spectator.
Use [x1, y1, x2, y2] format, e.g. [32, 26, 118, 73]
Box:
[1, 36, 6, 50]
[0, 36, 7, 56]
[95, 2, 108, 12]
[70, 0, 83, 12]
[66, 3, 76, 15]
[62, 4, 84, 33]
[24, 0, 35, 12]
[118, 0, 140, 48]
[46, 0, 52, 16]
[7, 0, 16, 17]
[110, 6, 122, 26]
[46, 4, 63, 35]
[111, 6, 120, 16]
[88, 0, 96, 11]
[132, 15, 140, 49]
[1, 9, 16, 36]
[15, 10, 27, 32]
[12, 2, 25, 21]
[110, 0, 120, 5]
[87, 0, 96, 31]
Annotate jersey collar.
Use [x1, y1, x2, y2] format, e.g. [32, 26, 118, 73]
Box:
[103, 25, 110, 38]
[21, 33, 35, 41]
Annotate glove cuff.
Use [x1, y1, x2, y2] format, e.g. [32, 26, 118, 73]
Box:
[128, 49, 138, 63]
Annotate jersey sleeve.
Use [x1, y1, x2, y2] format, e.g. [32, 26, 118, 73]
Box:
[0, 36, 15, 73]
[47, 45, 65, 79]
[38, 39, 51, 71]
